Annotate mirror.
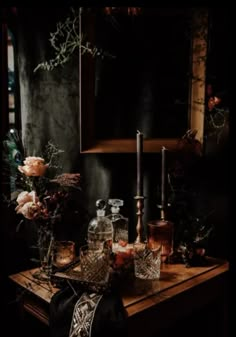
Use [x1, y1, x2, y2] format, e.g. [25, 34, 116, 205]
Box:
[1, 9, 21, 135]
[80, 8, 208, 153]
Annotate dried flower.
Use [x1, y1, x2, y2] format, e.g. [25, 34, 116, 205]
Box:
[50, 173, 81, 188]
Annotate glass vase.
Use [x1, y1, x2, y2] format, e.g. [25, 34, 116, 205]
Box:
[33, 225, 54, 281]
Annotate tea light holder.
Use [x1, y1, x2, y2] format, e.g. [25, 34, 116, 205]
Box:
[53, 240, 75, 268]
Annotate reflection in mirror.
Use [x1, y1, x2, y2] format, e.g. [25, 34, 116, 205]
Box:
[8, 29, 16, 128]
[6, 23, 20, 132]
[80, 8, 208, 153]
[1, 10, 21, 197]
[95, 11, 190, 139]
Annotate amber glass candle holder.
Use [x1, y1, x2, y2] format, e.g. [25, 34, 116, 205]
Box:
[53, 240, 76, 268]
[147, 219, 174, 263]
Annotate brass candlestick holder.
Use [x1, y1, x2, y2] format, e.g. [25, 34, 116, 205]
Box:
[134, 195, 145, 243]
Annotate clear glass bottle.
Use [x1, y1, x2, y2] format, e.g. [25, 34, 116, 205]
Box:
[87, 199, 113, 251]
[107, 199, 129, 252]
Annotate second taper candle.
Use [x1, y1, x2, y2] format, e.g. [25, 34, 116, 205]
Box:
[161, 146, 166, 207]
[136, 130, 143, 196]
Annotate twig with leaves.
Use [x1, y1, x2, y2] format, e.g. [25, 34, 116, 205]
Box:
[34, 7, 114, 72]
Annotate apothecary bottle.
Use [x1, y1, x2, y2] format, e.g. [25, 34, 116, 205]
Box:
[87, 199, 113, 251]
[107, 199, 129, 252]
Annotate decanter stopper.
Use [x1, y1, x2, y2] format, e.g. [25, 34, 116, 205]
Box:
[96, 198, 106, 216]
[108, 198, 123, 214]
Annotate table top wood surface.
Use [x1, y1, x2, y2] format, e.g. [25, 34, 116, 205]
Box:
[9, 256, 229, 318]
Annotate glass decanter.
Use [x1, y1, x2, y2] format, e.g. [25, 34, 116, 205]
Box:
[107, 199, 129, 252]
[87, 199, 113, 251]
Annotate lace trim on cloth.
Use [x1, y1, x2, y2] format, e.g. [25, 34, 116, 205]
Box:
[69, 292, 103, 337]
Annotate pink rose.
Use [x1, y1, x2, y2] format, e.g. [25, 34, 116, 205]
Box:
[16, 201, 42, 220]
[16, 191, 38, 206]
[18, 156, 49, 176]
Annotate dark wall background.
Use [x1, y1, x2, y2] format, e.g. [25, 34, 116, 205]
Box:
[2, 7, 230, 277]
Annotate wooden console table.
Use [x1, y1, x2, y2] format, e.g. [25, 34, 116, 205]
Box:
[9, 257, 229, 337]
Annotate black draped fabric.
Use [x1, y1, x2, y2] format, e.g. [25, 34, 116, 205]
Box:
[50, 286, 128, 337]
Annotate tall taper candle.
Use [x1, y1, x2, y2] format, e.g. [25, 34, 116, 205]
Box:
[161, 146, 166, 207]
[137, 130, 143, 196]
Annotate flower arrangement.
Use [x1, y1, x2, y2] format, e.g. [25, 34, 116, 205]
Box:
[7, 143, 81, 226]
[166, 129, 214, 266]
[2, 129, 82, 267]
[15, 156, 81, 224]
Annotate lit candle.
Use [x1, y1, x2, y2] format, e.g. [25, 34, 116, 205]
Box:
[53, 241, 75, 267]
[54, 249, 74, 267]
[136, 130, 143, 196]
[161, 146, 166, 207]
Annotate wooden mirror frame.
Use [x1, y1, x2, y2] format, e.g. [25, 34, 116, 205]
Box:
[79, 9, 208, 153]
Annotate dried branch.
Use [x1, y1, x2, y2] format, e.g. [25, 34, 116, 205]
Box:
[34, 7, 114, 72]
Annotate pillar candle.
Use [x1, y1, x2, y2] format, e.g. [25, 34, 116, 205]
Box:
[136, 130, 143, 196]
